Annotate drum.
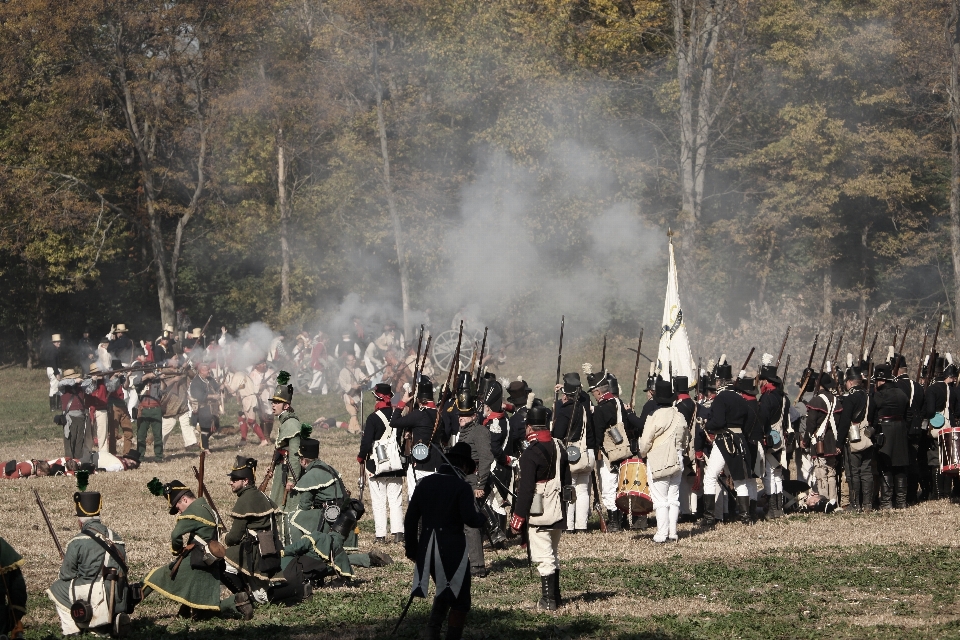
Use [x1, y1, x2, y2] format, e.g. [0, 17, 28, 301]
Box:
[615, 457, 653, 515]
[939, 427, 960, 475]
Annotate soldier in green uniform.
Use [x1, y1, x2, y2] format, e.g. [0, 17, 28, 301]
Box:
[269, 371, 306, 506]
[288, 437, 391, 570]
[45, 483, 132, 637]
[222, 457, 282, 608]
[0, 536, 26, 639]
[142, 479, 253, 620]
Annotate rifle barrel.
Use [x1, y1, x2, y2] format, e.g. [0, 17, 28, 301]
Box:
[33, 489, 64, 559]
[555, 318, 564, 402]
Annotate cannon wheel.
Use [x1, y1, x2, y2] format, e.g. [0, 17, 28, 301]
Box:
[431, 328, 485, 373]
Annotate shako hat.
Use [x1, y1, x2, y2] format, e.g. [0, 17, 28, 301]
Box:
[583, 363, 607, 391]
[482, 380, 503, 412]
[944, 353, 959, 379]
[526, 405, 549, 428]
[455, 390, 476, 416]
[476, 372, 497, 404]
[456, 370, 472, 393]
[271, 370, 294, 404]
[416, 375, 434, 400]
[735, 374, 758, 396]
[73, 470, 100, 517]
[373, 383, 392, 401]
[654, 379, 675, 405]
[562, 372, 581, 396]
[872, 363, 895, 382]
[672, 375, 689, 395]
[163, 323, 174, 335]
[607, 371, 620, 396]
[797, 367, 817, 392]
[228, 456, 258, 482]
[299, 437, 320, 460]
[758, 353, 781, 385]
[713, 355, 733, 381]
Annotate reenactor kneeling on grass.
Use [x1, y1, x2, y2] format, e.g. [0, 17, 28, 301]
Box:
[141, 479, 252, 620]
[0, 535, 27, 639]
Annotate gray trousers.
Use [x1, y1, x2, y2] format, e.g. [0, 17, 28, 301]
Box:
[63, 410, 94, 463]
[464, 525, 484, 569]
[845, 447, 874, 509]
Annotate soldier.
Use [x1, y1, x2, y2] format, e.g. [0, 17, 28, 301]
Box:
[58, 369, 95, 464]
[152, 324, 175, 363]
[279, 507, 355, 593]
[586, 365, 633, 532]
[190, 363, 221, 452]
[106, 368, 134, 456]
[159, 355, 200, 453]
[737, 372, 763, 521]
[83, 364, 111, 454]
[840, 357, 872, 512]
[637, 379, 687, 542]
[452, 390, 494, 578]
[758, 354, 789, 518]
[131, 362, 165, 461]
[142, 479, 252, 619]
[107, 324, 137, 366]
[223, 369, 269, 447]
[478, 378, 511, 543]
[46, 482, 132, 637]
[357, 383, 406, 543]
[701, 356, 753, 526]
[551, 373, 593, 533]
[44, 333, 64, 411]
[889, 349, 926, 503]
[268, 372, 305, 506]
[404, 442, 486, 640]
[510, 405, 571, 610]
[923, 355, 958, 500]
[333, 333, 361, 360]
[0, 536, 26, 639]
[250, 361, 277, 439]
[871, 363, 911, 509]
[223, 457, 281, 608]
[338, 354, 367, 435]
[393, 376, 442, 498]
[691, 365, 719, 522]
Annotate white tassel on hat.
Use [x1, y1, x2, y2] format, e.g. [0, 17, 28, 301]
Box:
[948, 353, 954, 366]
[863, 350, 869, 363]
[719, 353, 727, 365]
[846, 353, 854, 368]
[887, 345, 895, 362]
[582, 362, 593, 375]
[924, 354, 930, 365]
[707, 359, 715, 372]
[525, 391, 536, 410]
[825, 361, 832, 373]
[648, 362, 655, 376]
[761, 353, 773, 366]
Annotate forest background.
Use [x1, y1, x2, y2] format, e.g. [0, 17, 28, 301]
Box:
[2, 0, 960, 368]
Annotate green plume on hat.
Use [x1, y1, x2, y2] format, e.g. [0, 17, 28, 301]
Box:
[147, 477, 164, 496]
[300, 422, 313, 440]
[76, 470, 90, 492]
[277, 370, 290, 385]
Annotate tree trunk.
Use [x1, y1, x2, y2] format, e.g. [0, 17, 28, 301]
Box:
[278, 129, 291, 313]
[949, 3, 960, 334]
[823, 269, 833, 322]
[373, 42, 411, 339]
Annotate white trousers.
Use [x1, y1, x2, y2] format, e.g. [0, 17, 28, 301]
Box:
[50, 596, 82, 635]
[599, 458, 618, 511]
[162, 413, 198, 448]
[702, 446, 756, 498]
[763, 451, 783, 495]
[309, 370, 327, 394]
[368, 474, 405, 537]
[648, 464, 681, 542]
[126, 388, 138, 416]
[529, 527, 562, 576]
[95, 409, 109, 452]
[565, 466, 593, 531]
[406, 466, 435, 500]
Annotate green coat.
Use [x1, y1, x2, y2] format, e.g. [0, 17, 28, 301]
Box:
[282, 531, 353, 578]
[288, 488, 359, 553]
[46, 520, 129, 613]
[0, 536, 26, 634]
[270, 409, 304, 506]
[143, 498, 222, 610]
[293, 459, 346, 511]
[224, 485, 278, 581]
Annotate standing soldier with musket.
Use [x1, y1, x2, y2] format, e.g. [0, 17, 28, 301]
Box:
[758, 354, 789, 519]
[394, 375, 442, 498]
[142, 479, 251, 619]
[451, 389, 494, 577]
[803, 365, 844, 512]
[840, 356, 872, 512]
[870, 363, 911, 509]
[587, 366, 633, 532]
[889, 347, 927, 503]
[482, 378, 515, 540]
[552, 372, 594, 534]
[357, 383, 406, 544]
[509, 405, 571, 610]
[268, 372, 304, 507]
[923, 355, 958, 500]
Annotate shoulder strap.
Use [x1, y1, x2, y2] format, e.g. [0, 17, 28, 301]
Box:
[81, 529, 128, 575]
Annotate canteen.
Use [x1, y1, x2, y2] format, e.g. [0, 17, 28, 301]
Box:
[566, 445, 582, 463]
[411, 442, 430, 462]
[931, 413, 946, 428]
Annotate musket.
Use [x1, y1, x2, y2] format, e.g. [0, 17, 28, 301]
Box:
[739, 348, 756, 376]
[832, 332, 843, 365]
[392, 592, 416, 636]
[357, 461, 367, 502]
[428, 322, 462, 443]
[198, 450, 206, 500]
[893, 326, 909, 377]
[183, 315, 213, 366]
[776, 326, 791, 369]
[859, 316, 870, 362]
[600, 334, 607, 372]
[866, 331, 879, 363]
[781, 354, 791, 387]
[33, 489, 64, 559]
[916, 326, 929, 381]
[477, 327, 488, 377]
[629, 329, 644, 409]
[811, 334, 833, 398]
[925, 314, 944, 389]
[192, 465, 226, 532]
[794, 333, 820, 404]
[258, 457, 276, 493]
[589, 467, 607, 533]
[170, 543, 196, 579]
[554, 316, 565, 405]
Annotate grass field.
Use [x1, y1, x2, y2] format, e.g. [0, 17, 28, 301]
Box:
[2, 364, 960, 639]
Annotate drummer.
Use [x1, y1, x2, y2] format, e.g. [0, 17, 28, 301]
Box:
[509, 405, 571, 611]
[923, 356, 958, 501]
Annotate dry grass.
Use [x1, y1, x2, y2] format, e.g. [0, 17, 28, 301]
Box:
[3, 366, 960, 638]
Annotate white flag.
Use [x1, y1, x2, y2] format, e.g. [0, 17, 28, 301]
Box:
[655, 236, 697, 391]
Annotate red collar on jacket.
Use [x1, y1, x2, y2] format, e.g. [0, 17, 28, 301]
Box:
[419, 401, 436, 409]
[483, 411, 505, 425]
[599, 392, 615, 402]
[741, 393, 757, 402]
[374, 400, 392, 411]
[526, 430, 552, 443]
[760, 382, 777, 395]
[676, 393, 690, 401]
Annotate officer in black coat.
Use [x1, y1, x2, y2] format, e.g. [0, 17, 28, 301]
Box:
[404, 442, 486, 640]
[923, 357, 958, 500]
[869, 364, 910, 509]
[701, 357, 751, 525]
[393, 376, 442, 495]
[891, 350, 926, 503]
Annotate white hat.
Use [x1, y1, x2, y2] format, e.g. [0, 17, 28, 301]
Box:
[191, 327, 202, 339]
[51, 334, 62, 342]
[163, 324, 174, 334]
[115, 324, 128, 333]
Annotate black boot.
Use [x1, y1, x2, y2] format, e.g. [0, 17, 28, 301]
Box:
[894, 472, 908, 509]
[736, 496, 751, 525]
[553, 569, 561, 606]
[748, 499, 758, 523]
[766, 493, 783, 519]
[537, 574, 557, 611]
[50, 395, 59, 412]
[605, 510, 621, 532]
[879, 473, 894, 510]
[445, 609, 466, 640]
[862, 472, 874, 512]
[701, 495, 716, 528]
[423, 600, 450, 640]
